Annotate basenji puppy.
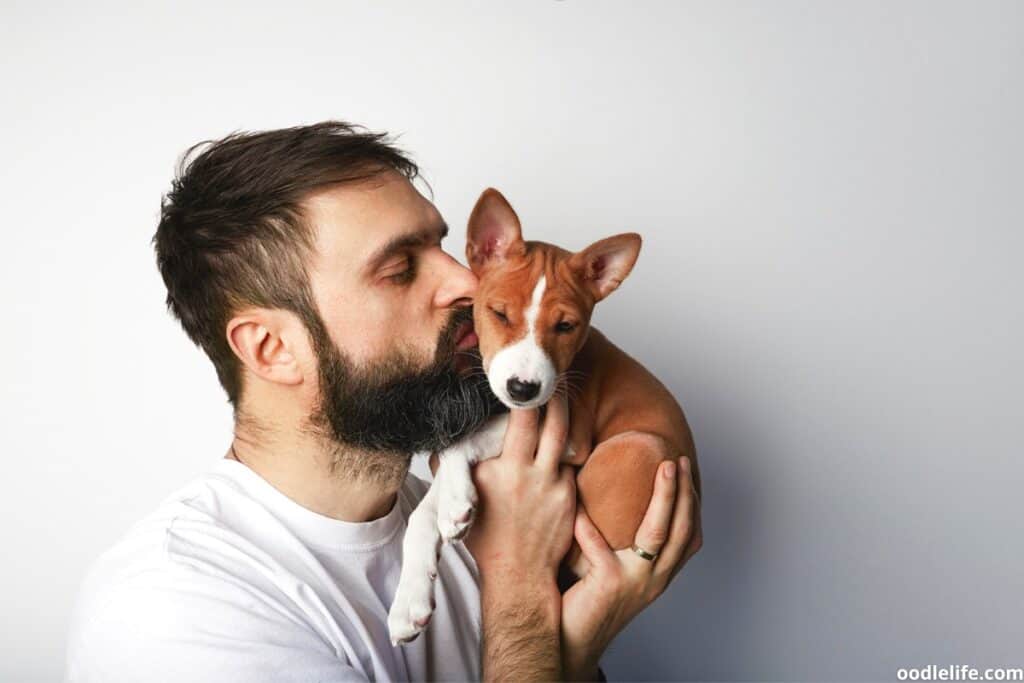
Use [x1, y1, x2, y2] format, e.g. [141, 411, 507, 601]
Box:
[387, 188, 697, 645]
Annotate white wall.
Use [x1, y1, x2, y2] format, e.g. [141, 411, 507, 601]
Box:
[3, 1, 1021, 680]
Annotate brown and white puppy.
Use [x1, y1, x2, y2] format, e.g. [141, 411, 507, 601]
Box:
[387, 188, 697, 645]
[466, 188, 697, 560]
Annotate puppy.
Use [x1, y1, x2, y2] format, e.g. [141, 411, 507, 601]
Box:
[388, 188, 696, 645]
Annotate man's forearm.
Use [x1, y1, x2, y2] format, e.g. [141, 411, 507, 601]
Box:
[480, 571, 562, 681]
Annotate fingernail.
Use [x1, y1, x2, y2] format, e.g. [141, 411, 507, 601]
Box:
[663, 461, 676, 478]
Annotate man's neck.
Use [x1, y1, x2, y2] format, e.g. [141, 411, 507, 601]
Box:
[227, 412, 410, 523]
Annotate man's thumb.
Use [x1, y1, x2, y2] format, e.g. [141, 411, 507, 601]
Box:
[574, 507, 614, 568]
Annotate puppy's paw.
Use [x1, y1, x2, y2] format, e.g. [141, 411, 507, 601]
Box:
[436, 476, 477, 542]
[438, 501, 475, 542]
[388, 571, 437, 646]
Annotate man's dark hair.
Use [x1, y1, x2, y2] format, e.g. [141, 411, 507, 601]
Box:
[153, 121, 420, 411]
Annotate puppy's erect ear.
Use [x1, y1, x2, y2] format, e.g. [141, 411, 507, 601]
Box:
[569, 232, 642, 301]
[466, 188, 525, 272]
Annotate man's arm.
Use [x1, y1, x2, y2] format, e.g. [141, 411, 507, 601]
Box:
[479, 570, 562, 680]
[465, 398, 577, 681]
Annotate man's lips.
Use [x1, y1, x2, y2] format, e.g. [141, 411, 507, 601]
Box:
[454, 320, 478, 350]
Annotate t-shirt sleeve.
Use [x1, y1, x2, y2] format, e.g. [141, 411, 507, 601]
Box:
[65, 561, 369, 683]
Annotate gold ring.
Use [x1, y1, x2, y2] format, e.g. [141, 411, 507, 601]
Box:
[631, 544, 658, 562]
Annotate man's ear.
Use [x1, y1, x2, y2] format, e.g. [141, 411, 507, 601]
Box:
[569, 233, 642, 301]
[466, 188, 526, 272]
[225, 309, 305, 387]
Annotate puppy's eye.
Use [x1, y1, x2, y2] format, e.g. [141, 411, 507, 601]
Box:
[554, 321, 578, 334]
[491, 307, 509, 325]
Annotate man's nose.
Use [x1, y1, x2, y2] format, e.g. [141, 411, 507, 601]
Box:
[433, 252, 478, 309]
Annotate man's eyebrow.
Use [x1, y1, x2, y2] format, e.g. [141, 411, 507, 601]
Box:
[364, 222, 449, 274]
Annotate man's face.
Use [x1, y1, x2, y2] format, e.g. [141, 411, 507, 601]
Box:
[301, 172, 498, 455]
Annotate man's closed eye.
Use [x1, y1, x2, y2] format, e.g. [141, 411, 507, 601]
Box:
[383, 256, 416, 285]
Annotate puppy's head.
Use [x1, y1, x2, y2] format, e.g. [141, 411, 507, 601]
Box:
[466, 188, 641, 409]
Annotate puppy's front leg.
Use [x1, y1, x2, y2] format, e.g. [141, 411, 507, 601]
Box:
[435, 448, 476, 542]
[436, 413, 509, 541]
[388, 482, 442, 645]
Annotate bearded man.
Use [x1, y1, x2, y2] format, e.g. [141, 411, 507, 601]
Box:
[64, 122, 701, 682]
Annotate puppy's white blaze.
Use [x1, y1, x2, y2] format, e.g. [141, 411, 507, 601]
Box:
[488, 276, 557, 408]
[525, 275, 546, 330]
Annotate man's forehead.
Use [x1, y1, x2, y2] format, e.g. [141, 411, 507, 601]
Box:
[303, 173, 443, 272]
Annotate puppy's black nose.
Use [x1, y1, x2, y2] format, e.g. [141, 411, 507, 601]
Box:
[507, 377, 540, 402]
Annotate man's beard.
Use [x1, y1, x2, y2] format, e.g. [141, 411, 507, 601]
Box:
[306, 307, 502, 477]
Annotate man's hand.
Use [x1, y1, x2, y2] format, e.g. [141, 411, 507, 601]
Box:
[464, 396, 577, 680]
[561, 456, 703, 681]
[464, 399, 577, 577]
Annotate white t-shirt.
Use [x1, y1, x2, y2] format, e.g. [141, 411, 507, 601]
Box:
[65, 458, 482, 682]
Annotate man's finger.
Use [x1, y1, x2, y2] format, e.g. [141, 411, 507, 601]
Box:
[667, 486, 702, 583]
[501, 408, 540, 464]
[629, 460, 678, 568]
[682, 497, 703, 563]
[655, 458, 698, 577]
[535, 393, 569, 474]
[680, 482, 703, 560]
[573, 506, 616, 572]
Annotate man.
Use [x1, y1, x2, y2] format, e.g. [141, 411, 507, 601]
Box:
[65, 121, 702, 682]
